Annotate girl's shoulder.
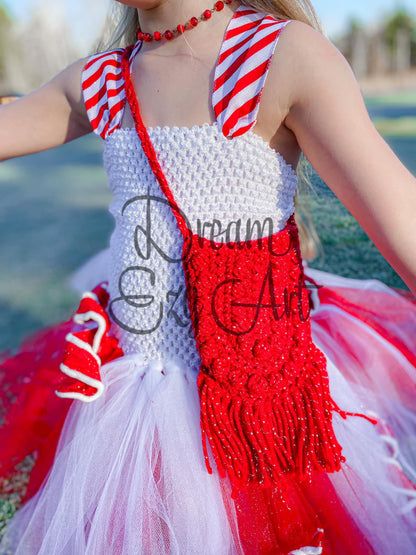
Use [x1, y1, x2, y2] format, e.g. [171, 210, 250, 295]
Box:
[263, 17, 349, 108]
[225, 6, 332, 95]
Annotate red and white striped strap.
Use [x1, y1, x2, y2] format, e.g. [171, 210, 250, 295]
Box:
[213, 7, 290, 138]
[81, 6, 290, 140]
[81, 43, 142, 140]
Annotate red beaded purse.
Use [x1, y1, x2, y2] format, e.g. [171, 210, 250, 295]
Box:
[121, 47, 373, 490]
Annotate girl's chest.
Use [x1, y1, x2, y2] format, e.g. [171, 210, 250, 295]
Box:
[125, 47, 300, 169]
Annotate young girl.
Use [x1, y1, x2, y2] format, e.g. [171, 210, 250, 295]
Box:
[1, 0, 416, 553]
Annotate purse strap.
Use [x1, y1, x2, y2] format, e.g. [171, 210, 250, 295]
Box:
[121, 47, 191, 240]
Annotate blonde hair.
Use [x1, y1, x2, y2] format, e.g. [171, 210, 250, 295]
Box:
[98, 0, 323, 261]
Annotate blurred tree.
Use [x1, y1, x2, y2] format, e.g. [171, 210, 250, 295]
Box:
[384, 10, 414, 43]
[0, 3, 12, 78]
[346, 17, 369, 78]
[348, 17, 364, 33]
[383, 9, 416, 64]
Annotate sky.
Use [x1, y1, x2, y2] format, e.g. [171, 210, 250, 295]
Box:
[1, 0, 416, 49]
[314, 0, 416, 36]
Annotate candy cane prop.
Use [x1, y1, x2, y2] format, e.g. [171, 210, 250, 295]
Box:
[55, 282, 123, 402]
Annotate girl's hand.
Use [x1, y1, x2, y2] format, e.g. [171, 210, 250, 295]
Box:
[277, 21, 416, 295]
[0, 58, 92, 161]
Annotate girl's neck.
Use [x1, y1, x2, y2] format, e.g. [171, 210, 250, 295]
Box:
[136, 0, 240, 53]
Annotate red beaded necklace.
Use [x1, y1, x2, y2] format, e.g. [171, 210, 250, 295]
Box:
[136, 0, 234, 42]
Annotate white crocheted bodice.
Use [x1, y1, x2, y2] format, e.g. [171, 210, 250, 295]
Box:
[103, 123, 298, 367]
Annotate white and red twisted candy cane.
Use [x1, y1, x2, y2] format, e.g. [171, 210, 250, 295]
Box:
[55, 282, 123, 403]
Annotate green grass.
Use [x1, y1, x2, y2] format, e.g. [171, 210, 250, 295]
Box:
[0, 455, 35, 541]
[373, 117, 416, 137]
[365, 91, 416, 106]
[0, 500, 16, 542]
[0, 135, 113, 353]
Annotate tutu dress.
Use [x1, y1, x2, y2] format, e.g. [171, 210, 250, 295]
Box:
[1, 5, 416, 554]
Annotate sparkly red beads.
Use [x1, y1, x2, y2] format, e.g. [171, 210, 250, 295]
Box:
[135, 0, 234, 42]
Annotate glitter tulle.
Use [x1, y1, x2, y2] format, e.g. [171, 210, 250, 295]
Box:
[1, 256, 416, 554]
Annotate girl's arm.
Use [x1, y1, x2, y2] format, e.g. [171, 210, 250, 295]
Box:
[0, 58, 92, 161]
[278, 21, 416, 296]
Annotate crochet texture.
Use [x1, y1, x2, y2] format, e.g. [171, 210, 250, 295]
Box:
[103, 124, 298, 368]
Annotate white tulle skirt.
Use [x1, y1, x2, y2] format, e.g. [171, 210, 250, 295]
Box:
[1, 258, 416, 554]
[0, 355, 242, 554]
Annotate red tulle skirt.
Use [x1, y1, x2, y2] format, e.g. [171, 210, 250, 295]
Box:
[0, 262, 416, 554]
